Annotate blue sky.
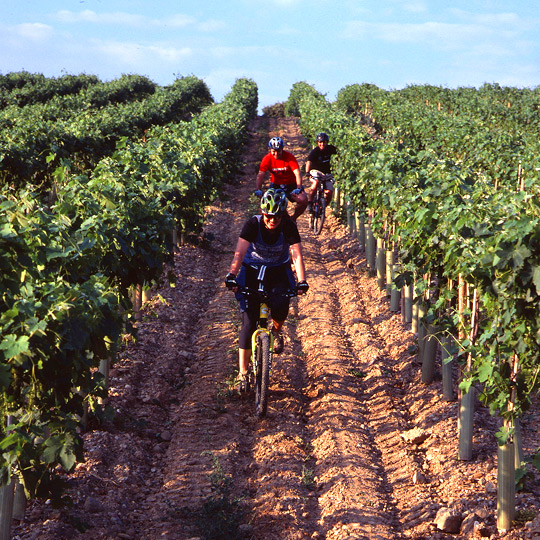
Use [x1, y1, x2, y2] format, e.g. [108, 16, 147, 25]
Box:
[1, 0, 539, 111]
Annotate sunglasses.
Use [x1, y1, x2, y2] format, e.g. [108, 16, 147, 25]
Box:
[263, 214, 283, 221]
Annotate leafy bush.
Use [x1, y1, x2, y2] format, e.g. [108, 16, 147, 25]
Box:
[262, 102, 285, 117]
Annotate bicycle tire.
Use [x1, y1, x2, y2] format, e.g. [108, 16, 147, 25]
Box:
[314, 196, 326, 235]
[254, 332, 270, 418]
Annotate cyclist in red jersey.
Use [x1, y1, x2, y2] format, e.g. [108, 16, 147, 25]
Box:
[254, 137, 308, 222]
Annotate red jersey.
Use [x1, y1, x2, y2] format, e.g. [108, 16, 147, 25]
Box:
[259, 150, 299, 186]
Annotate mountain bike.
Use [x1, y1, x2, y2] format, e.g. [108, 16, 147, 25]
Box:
[239, 286, 296, 418]
[308, 171, 333, 235]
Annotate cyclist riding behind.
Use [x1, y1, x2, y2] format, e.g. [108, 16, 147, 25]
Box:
[305, 132, 338, 211]
[225, 188, 309, 391]
[255, 137, 308, 222]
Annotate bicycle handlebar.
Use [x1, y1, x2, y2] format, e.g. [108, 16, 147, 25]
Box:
[237, 286, 298, 300]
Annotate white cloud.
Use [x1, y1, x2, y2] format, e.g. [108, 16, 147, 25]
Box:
[405, 2, 429, 14]
[94, 40, 192, 66]
[54, 10, 196, 28]
[14, 23, 54, 41]
[344, 20, 500, 50]
[449, 9, 521, 27]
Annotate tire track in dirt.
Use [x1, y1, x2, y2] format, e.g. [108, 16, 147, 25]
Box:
[298, 216, 439, 537]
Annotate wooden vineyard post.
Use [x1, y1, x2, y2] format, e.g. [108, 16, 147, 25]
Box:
[339, 189, 345, 218]
[385, 247, 393, 297]
[403, 281, 413, 324]
[417, 301, 427, 365]
[376, 237, 385, 289]
[390, 263, 401, 312]
[422, 274, 438, 384]
[333, 182, 341, 216]
[0, 417, 15, 540]
[12, 481, 25, 522]
[142, 282, 151, 305]
[411, 292, 419, 334]
[354, 210, 365, 251]
[441, 279, 455, 400]
[497, 353, 520, 531]
[365, 212, 376, 270]
[346, 201, 355, 234]
[458, 387, 475, 461]
[441, 335, 455, 401]
[497, 436, 515, 531]
[0, 480, 14, 540]
[458, 286, 478, 461]
[422, 323, 438, 384]
[514, 419, 524, 469]
[132, 283, 143, 322]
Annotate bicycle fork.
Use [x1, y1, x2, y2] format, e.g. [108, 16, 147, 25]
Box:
[251, 303, 274, 374]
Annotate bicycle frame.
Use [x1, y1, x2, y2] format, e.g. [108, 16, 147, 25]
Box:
[308, 171, 332, 234]
[251, 301, 273, 372]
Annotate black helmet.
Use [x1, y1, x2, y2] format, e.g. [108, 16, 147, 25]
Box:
[316, 132, 329, 142]
[260, 188, 288, 215]
[268, 136, 284, 150]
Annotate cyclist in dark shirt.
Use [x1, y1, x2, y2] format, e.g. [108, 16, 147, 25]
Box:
[225, 188, 308, 391]
[305, 132, 338, 210]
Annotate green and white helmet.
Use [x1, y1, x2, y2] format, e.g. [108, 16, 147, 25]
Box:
[260, 188, 288, 216]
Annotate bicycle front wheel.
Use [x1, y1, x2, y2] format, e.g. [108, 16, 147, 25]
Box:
[254, 332, 270, 418]
[314, 196, 326, 235]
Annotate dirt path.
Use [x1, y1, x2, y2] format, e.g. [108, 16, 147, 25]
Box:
[13, 117, 539, 540]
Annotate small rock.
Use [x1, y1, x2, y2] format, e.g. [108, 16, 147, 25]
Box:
[485, 481, 497, 493]
[402, 427, 430, 445]
[435, 507, 462, 533]
[460, 512, 478, 535]
[476, 506, 491, 520]
[160, 430, 172, 441]
[84, 496, 104, 513]
[412, 470, 427, 484]
[473, 521, 493, 537]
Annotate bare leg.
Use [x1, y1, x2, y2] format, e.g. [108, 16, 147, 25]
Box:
[239, 348, 251, 375]
[272, 320, 284, 332]
[291, 193, 308, 221]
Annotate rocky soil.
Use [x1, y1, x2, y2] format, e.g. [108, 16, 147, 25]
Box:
[12, 116, 540, 540]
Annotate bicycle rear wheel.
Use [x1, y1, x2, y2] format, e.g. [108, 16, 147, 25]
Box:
[254, 332, 270, 418]
[314, 196, 326, 235]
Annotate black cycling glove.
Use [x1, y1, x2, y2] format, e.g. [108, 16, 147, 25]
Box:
[296, 280, 309, 294]
[225, 272, 237, 289]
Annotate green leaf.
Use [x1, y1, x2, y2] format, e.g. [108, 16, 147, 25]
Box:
[477, 361, 494, 383]
[532, 266, 540, 295]
[59, 442, 77, 471]
[42, 436, 63, 465]
[0, 335, 30, 360]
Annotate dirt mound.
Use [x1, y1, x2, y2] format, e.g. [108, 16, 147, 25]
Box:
[13, 117, 539, 540]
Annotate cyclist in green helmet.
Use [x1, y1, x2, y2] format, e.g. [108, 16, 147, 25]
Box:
[225, 188, 309, 391]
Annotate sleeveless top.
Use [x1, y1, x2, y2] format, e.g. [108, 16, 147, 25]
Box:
[243, 215, 290, 267]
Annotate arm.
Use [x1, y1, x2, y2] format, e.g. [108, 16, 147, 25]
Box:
[256, 169, 267, 191]
[293, 168, 303, 189]
[305, 160, 312, 175]
[229, 238, 250, 275]
[290, 242, 306, 282]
